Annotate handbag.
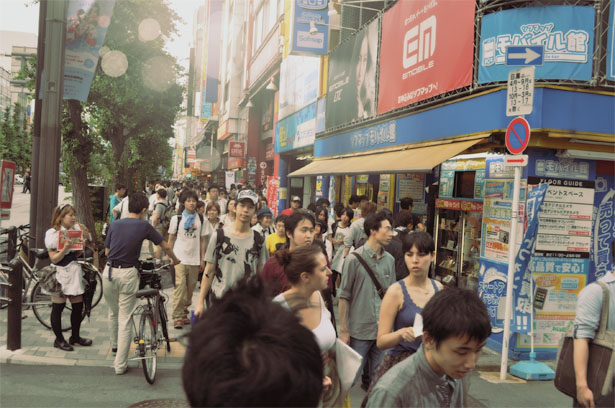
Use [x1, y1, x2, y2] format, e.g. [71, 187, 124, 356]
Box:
[554, 281, 614, 398]
[37, 265, 63, 295]
[351, 252, 385, 299]
[335, 338, 363, 398]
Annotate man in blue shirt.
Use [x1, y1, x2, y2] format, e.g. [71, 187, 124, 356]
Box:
[108, 184, 126, 222]
[103, 192, 179, 375]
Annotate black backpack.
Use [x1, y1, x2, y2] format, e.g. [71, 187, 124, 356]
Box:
[213, 228, 264, 283]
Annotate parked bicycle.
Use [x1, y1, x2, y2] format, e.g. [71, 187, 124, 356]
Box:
[128, 261, 171, 384]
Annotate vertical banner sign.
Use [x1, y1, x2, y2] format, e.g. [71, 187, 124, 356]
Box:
[205, 0, 222, 104]
[378, 0, 475, 114]
[479, 5, 595, 83]
[511, 183, 548, 334]
[64, 0, 116, 101]
[592, 164, 615, 282]
[247, 157, 257, 185]
[225, 171, 235, 190]
[290, 0, 329, 55]
[607, 0, 615, 81]
[0, 160, 16, 220]
[326, 19, 379, 129]
[266, 176, 280, 218]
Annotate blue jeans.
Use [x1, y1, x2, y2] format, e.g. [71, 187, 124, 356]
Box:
[350, 337, 384, 387]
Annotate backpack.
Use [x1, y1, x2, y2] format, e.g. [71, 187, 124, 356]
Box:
[174, 213, 205, 235]
[157, 202, 175, 232]
[213, 228, 264, 283]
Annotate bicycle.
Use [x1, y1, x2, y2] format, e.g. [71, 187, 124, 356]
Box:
[128, 261, 171, 384]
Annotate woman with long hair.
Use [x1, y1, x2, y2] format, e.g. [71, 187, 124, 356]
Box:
[219, 198, 236, 227]
[362, 231, 442, 405]
[273, 245, 343, 407]
[43, 204, 93, 351]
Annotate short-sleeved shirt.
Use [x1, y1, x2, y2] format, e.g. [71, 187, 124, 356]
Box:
[168, 213, 210, 265]
[266, 233, 287, 255]
[574, 272, 615, 339]
[112, 197, 131, 220]
[151, 201, 167, 230]
[366, 345, 467, 408]
[339, 243, 395, 340]
[205, 225, 268, 298]
[105, 218, 163, 266]
[261, 257, 288, 296]
[344, 218, 366, 248]
[109, 194, 121, 222]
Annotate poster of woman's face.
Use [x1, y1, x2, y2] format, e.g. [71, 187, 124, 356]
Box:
[325, 19, 380, 130]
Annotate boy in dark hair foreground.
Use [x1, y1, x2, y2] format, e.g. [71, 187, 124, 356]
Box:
[366, 287, 492, 408]
[183, 276, 324, 407]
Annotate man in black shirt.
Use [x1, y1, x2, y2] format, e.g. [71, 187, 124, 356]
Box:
[103, 192, 179, 375]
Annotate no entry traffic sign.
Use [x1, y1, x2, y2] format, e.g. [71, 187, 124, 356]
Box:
[505, 117, 531, 154]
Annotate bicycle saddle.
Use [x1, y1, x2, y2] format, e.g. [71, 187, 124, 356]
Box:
[135, 288, 159, 298]
[31, 248, 49, 260]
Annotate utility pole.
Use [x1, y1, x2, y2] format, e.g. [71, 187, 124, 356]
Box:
[32, 0, 67, 249]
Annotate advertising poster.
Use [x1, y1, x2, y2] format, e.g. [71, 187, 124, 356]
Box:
[275, 102, 316, 153]
[606, 0, 615, 81]
[266, 176, 280, 218]
[478, 257, 508, 333]
[396, 173, 425, 201]
[591, 164, 615, 282]
[378, 0, 475, 113]
[279, 55, 320, 120]
[0, 160, 15, 219]
[377, 174, 392, 210]
[439, 171, 454, 198]
[290, 0, 329, 55]
[479, 5, 595, 83]
[326, 19, 379, 129]
[247, 157, 257, 185]
[64, 0, 116, 101]
[225, 171, 235, 190]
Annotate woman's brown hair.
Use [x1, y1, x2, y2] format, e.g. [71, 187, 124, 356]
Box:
[50, 204, 75, 230]
[274, 245, 323, 285]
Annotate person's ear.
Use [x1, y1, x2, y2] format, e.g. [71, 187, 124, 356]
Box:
[423, 332, 436, 351]
[300, 271, 311, 283]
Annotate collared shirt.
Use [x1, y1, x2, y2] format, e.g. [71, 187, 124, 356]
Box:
[366, 344, 468, 408]
[343, 218, 366, 248]
[574, 272, 615, 339]
[339, 243, 395, 340]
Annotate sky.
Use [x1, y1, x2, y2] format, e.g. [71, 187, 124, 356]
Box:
[0, 0, 201, 70]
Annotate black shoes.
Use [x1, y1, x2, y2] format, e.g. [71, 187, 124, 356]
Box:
[53, 339, 74, 351]
[69, 336, 93, 346]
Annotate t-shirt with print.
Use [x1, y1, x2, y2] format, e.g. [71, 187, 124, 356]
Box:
[266, 233, 287, 255]
[169, 213, 211, 265]
[205, 225, 268, 298]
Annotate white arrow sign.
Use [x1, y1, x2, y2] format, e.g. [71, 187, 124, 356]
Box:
[508, 48, 541, 64]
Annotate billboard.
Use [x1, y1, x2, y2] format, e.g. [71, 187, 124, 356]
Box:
[479, 6, 595, 83]
[279, 55, 320, 120]
[326, 19, 379, 129]
[289, 0, 329, 55]
[378, 0, 475, 114]
[275, 102, 316, 153]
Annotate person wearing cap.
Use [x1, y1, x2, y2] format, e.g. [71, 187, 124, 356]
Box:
[281, 196, 302, 216]
[252, 208, 276, 239]
[195, 190, 269, 316]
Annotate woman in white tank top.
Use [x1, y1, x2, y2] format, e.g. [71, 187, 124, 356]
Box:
[273, 245, 342, 407]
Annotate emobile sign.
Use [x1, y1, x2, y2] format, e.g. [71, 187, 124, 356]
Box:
[378, 0, 475, 114]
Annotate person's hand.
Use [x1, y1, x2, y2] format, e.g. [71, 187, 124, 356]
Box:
[194, 302, 204, 318]
[339, 330, 350, 345]
[61, 235, 74, 251]
[398, 327, 416, 343]
[200, 260, 206, 272]
[322, 376, 332, 395]
[576, 385, 594, 408]
[171, 257, 180, 266]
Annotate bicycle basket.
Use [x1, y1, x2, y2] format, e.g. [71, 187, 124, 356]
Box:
[139, 271, 161, 290]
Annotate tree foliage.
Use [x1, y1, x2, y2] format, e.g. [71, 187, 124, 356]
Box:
[0, 104, 32, 173]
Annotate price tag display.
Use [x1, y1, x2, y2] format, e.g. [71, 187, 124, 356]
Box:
[506, 66, 535, 117]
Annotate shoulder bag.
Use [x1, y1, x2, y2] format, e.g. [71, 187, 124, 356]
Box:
[554, 281, 614, 399]
[351, 252, 385, 299]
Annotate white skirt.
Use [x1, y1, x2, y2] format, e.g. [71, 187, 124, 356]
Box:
[55, 261, 84, 296]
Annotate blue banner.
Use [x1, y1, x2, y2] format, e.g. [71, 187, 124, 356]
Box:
[479, 5, 594, 83]
[478, 258, 508, 333]
[608, 0, 615, 81]
[511, 183, 548, 334]
[64, 0, 116, 101]
[290, 0, 329, 55]
[274, 102, 317, 154]
[591, 170, 615, 282]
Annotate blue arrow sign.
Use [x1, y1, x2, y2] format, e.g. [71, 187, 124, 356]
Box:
[505, 45, 544, 66]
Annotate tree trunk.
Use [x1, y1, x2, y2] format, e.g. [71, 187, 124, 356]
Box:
[66, 100, 97, 243]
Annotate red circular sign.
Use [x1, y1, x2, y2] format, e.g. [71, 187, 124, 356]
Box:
[505, 117, 531, 154]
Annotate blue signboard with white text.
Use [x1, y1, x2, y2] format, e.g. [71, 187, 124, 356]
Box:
[479, 6, 595, 83]
[275, 102, 317, 154]
[607, 0, 615, 81]
[290, 0, 329, 55]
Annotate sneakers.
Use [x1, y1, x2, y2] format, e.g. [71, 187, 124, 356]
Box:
[53, 339, 74, 351]
[115, 366, 128, 375]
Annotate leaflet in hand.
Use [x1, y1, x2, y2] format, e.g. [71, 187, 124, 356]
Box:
[58, 230, 83, 251]
[413, 313, 423, 337]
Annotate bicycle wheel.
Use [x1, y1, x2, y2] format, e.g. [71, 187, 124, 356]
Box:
[30, 281, 73, 332]
[156, 296, 171, 352]
[139, 312, 158, 384]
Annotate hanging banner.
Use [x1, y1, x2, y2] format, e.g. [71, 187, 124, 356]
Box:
[378, 0, 475, 114]
[266, 176, 280, 218]
[326, 19, 379, 129]
[225, 171, 235, 190]
[64, 0, 116, 101]
[511, 183, 548, 334]
[591, 164, 615, 282]
[479, 5, 595, 83]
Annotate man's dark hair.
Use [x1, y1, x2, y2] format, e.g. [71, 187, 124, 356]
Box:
[394, 210, 415, 229]
[379, 208, 393, 225]
[422, 287, 492, 348]
[315, 197, 330, 208]
[348, 194, 360, 205]
[401, 231, 435, 254]
[358, 195, 368, 202]
[115, 184, 126, 192]
[208, 184, 219, 192]
[275, 213, 288, 224]
[306, 202, 317, 213]
[400, 197, 414, 210]
[180, 189, 199, 204]
[333, 202, 345, 217]
[182, 276, 323, 407]
[364, 212, 389, 237]
[285, 210, 315, 237]
[197, 200, 205, 210]
[156, 188, 167, 199]
[128, 193, 148, 214]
